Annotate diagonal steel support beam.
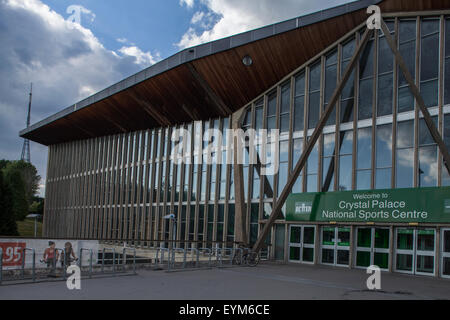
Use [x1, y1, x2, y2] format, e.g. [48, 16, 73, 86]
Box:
[252, 27, 373, 253]
[380, 19, 450, 176]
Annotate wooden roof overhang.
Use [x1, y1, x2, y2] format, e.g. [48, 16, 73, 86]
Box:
[19, 0, 450, 146]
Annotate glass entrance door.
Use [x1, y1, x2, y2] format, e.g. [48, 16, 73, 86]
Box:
[355, 227, 390, 270]
[395, 228, 436, 276]
[441, 229, 450, 278]
[289, 225, 316, 264]
[320, 226, 350, 267]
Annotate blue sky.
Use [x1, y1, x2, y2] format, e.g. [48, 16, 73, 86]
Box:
[0, 0, 353, 197]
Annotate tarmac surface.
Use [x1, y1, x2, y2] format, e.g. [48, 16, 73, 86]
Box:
[1, 262, 449, 300]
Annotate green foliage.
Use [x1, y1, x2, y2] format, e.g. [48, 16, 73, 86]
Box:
[0, 171, 19, 236]
[4, 168, 29, 221]
[0, 160, 41, 223]
[3, 160, 41, 204]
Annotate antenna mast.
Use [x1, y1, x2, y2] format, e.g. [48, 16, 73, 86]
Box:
[21, 83, 32, 163]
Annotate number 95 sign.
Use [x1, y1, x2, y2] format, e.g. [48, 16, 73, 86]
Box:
[0, 242, 26, 267]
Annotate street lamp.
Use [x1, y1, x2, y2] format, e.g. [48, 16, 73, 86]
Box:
[26, 214, 41, 238]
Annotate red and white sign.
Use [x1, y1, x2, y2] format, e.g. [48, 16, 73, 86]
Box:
[0, 242, 26, 267]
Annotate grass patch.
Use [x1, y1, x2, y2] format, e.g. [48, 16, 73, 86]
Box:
[17, 218, 43, 237]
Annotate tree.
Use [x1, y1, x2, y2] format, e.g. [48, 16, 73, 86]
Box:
[3, 168, 29, 221]
[3, 160, 40, 204]
[0, 171, 19, 236]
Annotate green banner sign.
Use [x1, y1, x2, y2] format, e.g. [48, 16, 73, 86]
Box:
[286, 186, 450, 223]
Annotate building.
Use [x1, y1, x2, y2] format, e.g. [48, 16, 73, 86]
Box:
[21, 0, 450, 278]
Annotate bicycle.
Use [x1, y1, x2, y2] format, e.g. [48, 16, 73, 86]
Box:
[232, 246, 260, 267]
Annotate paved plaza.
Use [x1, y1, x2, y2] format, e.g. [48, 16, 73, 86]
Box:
[1, 263, 449, 300]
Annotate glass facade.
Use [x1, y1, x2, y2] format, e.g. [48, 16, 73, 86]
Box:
[44, 14, 450, 266]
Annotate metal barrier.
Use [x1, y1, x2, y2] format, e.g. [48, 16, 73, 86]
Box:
[21, 248, 36, 282]
[122, 247, 137, 274]
[198, 248, 213, 267]
[79, 248, 94, 278]
[170, 248, 186, 269]
[101, 248, 116, 275]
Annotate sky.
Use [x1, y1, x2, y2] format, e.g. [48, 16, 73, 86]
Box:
[0, 0, 354, 197]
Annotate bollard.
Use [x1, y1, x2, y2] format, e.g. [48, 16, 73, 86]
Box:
[21, 247, 26, 279]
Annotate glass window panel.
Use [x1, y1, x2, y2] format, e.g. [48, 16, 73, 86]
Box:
[281, 83, 290, 114]
[295, 73, 305, 95]
[397, 120, 414, 148]
[377, 73, 393, 116]
[342, 39, 355, 60]
[308, 91, 320, 129]
[399, 40, 416, 87]
[290, 226, 301, 243]
[322, 228, 335, 245]
[399, 20, 416, 43]
[307, 142, 319, 174]
[421, 19, 439, 36]
[322, 249, 334, 264]
[309, 62, 321, 91]
[290, 247, 300, 260]
[375, 168, 391, 189]
[356, 170, 371, 190]
[340, 98, 354, 123]
[306, 174, 318, 192]
[268, 93, 277, 117]
[280, 114, 290, 133]
[420, 80, 438, 108]
[376, 124, 392, 168]
[419, 117, 438, 145]
[397, 229, 414, 250]
[374, 229, 390, 249]
[292, 138, 303, 165]
[445, 57, 450, 105]
[396, 148, 414, 188]
[339, 155, 352, 191]
[418, 146, 437, 187]
[396, 254, 413, 271]
[255, 107, 263, 130]
[359, 39, 374, 79]
[341, 63, 355, 100]
[378, 37, 394, 74]
[267, 117, 276, 130]
[421, 33, 439, 81]
[322, 157, 335, 191]
[417, 230, 435, 251]
[278, 162, 288, 197]
[325, 64, 337, 103]
[304, 227, 315, 244]
[398, 86, 414, 113]
[337, 250, 349, 265]
[357, 127, 372, 170]
[340, 130, 353, 155]
[358, 78, 373, 120]
[323, 134, 335, 157]
[294, 96, 304, 132]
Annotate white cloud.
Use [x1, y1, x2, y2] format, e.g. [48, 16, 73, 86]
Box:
[191, 11, 205, 24]
[118, 46, 160, 66]
[177, 0, 354, 49]
[0, 0, 160, 196]
[180, 0, 194, 8]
